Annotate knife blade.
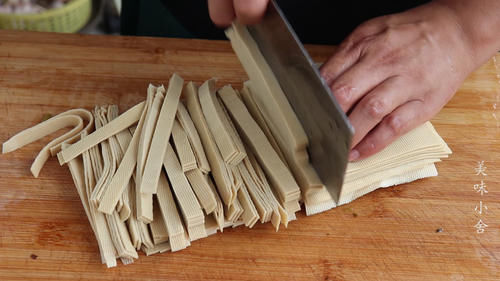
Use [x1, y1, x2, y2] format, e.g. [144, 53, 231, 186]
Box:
[246, 0, 354, 202]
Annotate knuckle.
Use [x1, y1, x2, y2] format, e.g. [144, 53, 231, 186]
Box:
[341, 36, 356, 51]
[378, 28, 400, 51]
[345, 30, 374, 54]
[358, 140, 378, 158]
[332, 84, 353, 106]
[351, 27, 370, 42]
[320, 67, 336, 84]
[385, 114, 404, 135]
[357, 35, 374, 50]
[354, 15, 387, 37]
[383, 26, 397, 40]
[363, 97, 388, 120]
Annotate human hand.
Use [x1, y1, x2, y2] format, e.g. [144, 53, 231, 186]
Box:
[320, 2, 477, 161]
[208, 0, 269, 26]
[207, 0, 500, 162]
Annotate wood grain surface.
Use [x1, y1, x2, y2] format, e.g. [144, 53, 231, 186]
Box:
[0, 30, 499, 281]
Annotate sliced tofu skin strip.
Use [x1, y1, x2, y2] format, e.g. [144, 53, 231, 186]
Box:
[156, 170, 191, 252]
[171, 119, 197, 172]
[141, 74, 183, 194]
[98, 98, 151, 215]
[72, 138, 118, 268]
[57, 101, 145, 165]
[2, 114, 85, 177]
[185, 168, 217, 214]
[226, 24, 331, 211]
[240, 82, 287, 166]
[149, 197, 169, 245]
[163, 143, 206, 241]
[184, 81, 234, 206]
[177, 102, 211, 174]
[136, 85, 164, 193]
[199, 79, 246, 166]
[218, 85, 300, 205]
[49, 108, 95, 156]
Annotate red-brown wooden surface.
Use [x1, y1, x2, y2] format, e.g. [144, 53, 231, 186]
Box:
[0, 30, 499, 280]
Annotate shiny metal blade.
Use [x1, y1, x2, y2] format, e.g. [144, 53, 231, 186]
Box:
[246, 0, 353, 202]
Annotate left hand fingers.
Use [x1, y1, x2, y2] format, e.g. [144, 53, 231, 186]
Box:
[347, 76, 412, 148]
[319, 15, 390, 85]
[325, 54, 393, 113]
[233, 0, 269, 25]
[349, 99, 425, 161]
[319, 18, 387, 87]
[208, 0, 235, 27]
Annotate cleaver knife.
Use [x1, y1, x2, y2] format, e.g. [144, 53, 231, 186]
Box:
[246, 0, 354, 202]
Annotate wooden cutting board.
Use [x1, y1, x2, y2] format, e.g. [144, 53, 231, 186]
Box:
[0, 30, 499, 281]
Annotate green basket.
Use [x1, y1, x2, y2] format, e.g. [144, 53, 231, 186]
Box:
[0, 0, 92, 33]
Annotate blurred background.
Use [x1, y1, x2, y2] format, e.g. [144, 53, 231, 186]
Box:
[0, 0, 121, 35]
[0, 0, 224, 39]
[0, 0, 436, 45]
[0, 0, 211, 35]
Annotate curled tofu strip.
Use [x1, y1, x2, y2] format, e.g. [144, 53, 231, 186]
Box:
[31, 115, 83, 178]
[184, 81, 234, 206]
[177, 102, 211, 174]
[49, 108, 95, 156]
[218, 85, 300, 205]
[141, 74, 184, 194]
[2, 108, 92, 154]
[199, 79, 246, 166]
[2, 111, 89, 177]
[57, 101, 145, 165]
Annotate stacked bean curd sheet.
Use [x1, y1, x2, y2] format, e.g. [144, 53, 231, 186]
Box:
[1, 22, 451, 267]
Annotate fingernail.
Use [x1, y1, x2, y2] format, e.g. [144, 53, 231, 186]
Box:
[349, 149, 360, 161]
